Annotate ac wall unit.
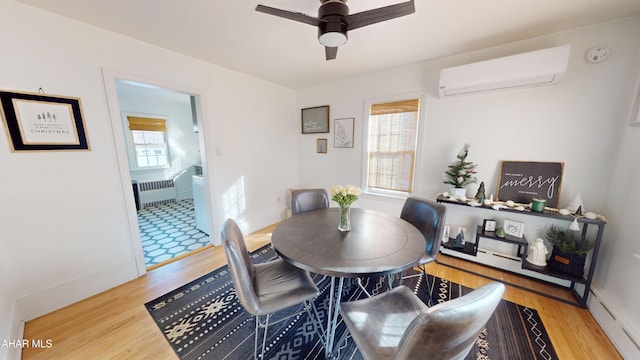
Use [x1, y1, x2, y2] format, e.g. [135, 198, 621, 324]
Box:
[438, 45, 571, 98]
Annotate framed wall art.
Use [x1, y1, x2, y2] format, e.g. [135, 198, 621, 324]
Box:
[496, 161, 563, 207]
[334, 117, 354, 148]
[301, 105, 329, 134]
[483, 219, 497, 233]
[503, 219, 525, 238]
[0, 90, 89, 151]
[316, 138, 327, 153]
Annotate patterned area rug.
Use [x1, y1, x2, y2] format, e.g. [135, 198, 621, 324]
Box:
[145, 245, 557, 360]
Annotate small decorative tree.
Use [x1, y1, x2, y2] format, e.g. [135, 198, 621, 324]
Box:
[443, 144, 478, 189]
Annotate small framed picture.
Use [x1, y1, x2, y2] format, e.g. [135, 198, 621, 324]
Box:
[503, 219, 525, 238]
[483, 219, 497, 233]
[455, 227, 468, 243]
[442, 225, 450, 243]
[316, 138, 327, 153]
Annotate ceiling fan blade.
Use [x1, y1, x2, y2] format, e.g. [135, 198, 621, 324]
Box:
[255, 4, 324, 26]
[325, 46, 338, 60]
[345, 0, 415, 30]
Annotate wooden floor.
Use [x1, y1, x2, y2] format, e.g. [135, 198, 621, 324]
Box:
[22, 225, 621, 360]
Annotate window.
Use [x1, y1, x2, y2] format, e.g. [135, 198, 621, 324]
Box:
[365, 98, 420, 194]
[127, 116, 169, 168]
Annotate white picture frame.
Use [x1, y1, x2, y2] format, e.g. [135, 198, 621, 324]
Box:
[442, 225, 450, 243]
[334, 117, 354, 148]
[503, 219, 525, 238]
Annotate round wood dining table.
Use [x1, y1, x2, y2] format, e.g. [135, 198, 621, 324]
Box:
[271, 207, 425, 358]
[272, 207, 425, 276]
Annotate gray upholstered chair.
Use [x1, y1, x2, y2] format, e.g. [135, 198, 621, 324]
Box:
[290, 188, 330, 215]
[339, 282, 505, 360]
[399, 196, 447, 303]
[221, 218, 322, 359]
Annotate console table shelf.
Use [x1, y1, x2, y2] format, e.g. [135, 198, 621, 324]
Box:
[475, 226, 528, 257]
[436, 195, 606, 307]
[521, 258, 587, 284]
[441, 239, 476, 256]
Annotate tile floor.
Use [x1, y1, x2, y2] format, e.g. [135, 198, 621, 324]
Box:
[137, 199, 211, 267]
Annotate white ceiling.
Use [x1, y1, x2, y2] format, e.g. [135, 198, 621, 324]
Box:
[16, 0, 640, 89]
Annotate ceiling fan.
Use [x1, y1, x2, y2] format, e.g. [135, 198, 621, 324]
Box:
[255, 0, 415, 60]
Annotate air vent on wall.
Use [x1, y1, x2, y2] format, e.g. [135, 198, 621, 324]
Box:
[439, 45, 571, 98]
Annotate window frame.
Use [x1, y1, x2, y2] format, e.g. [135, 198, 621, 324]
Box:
[131, 129, 169, 168]
[122, 113, 171, 171]
[361, 93, 425, 198]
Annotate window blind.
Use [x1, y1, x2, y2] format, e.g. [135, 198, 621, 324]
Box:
[127, 116, 167, 131]
[370, 99, 420, 115]
[367, 98, 420, 193]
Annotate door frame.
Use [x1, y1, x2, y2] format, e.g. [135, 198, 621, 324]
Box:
[101, 67, 211, 276]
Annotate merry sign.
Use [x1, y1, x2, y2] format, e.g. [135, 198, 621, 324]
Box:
[496, 161, 564, 208]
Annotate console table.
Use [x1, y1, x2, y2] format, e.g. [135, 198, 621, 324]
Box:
[436, 195, 606, 307]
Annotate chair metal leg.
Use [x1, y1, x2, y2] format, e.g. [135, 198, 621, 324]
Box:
[254, 315, 260, 359]
[255, 313, 271, 360]
[306, 299, 327, 346]
[398, 265, 433, 306]
[422, 265, 432, 306]
[356, 277, 372, 297]
[254, 300, 325, 359]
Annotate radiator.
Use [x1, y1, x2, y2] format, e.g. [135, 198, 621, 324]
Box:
[138, 180, 177, 208]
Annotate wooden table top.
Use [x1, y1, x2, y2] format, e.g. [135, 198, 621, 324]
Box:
[271, 208, 425, 277]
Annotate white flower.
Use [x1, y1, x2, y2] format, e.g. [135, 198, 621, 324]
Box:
[330, 184, 362, 207]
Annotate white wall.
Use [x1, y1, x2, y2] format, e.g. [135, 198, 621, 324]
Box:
[596, 54, 640, 353]
[0, 1, 297, 358]
[297, 19, 637, 209]
[297, 16, 640, 357]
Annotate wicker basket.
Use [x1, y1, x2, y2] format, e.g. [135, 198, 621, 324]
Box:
[548, 246, 585, 277]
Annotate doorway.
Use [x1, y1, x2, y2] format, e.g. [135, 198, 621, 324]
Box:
[103, 71, 213, 273]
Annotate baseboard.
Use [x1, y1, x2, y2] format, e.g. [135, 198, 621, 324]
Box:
[16, 259, 139, 322]
[588, 286, 640, 359]
[1, 300, 25, 360]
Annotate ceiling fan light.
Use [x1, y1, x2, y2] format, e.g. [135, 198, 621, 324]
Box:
[319, 32, 347, 47]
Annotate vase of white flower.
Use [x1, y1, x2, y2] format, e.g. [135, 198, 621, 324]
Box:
[330, 185, 362, 232]
[443, 144, 478, 198]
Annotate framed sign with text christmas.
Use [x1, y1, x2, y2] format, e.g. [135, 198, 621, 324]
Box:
[0, 90, 89, 151]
